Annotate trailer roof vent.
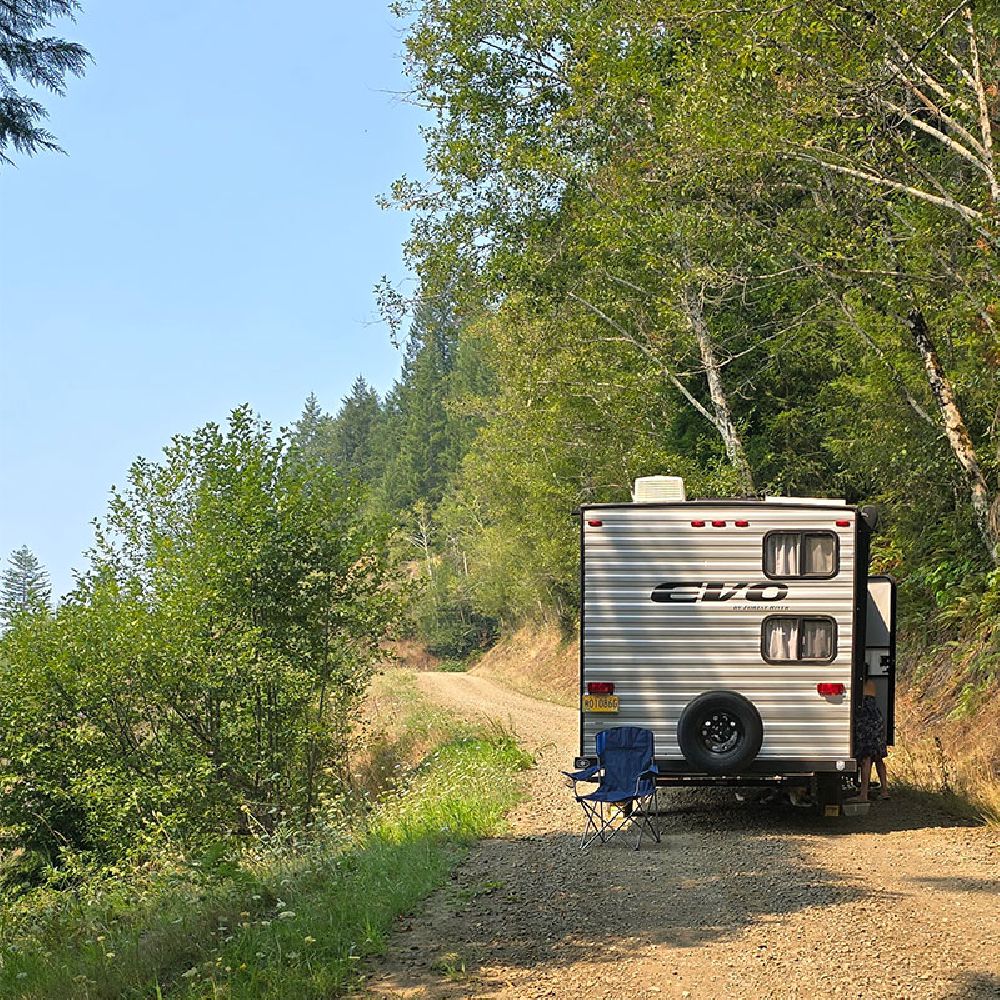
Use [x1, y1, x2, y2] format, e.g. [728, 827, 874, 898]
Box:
[633, 476, 686, 503]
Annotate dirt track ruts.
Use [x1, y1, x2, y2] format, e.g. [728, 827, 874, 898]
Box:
[365, 671, 1000, 1000]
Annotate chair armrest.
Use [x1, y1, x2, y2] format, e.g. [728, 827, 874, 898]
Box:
[563, 763, 601, 783]
[634, 764, 659, 793]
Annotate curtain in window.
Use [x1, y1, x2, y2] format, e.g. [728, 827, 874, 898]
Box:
[800, 619, 834, 660]
[765, 534, 800, 577]
[804, 534, 836, 576]
[764, 618, 797, 660]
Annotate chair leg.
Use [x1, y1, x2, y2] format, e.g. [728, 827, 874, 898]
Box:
[632, 790, 661, 850]
[578, 799, 610, 849]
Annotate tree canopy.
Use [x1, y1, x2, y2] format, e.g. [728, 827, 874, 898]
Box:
[0, 1, 90, 163]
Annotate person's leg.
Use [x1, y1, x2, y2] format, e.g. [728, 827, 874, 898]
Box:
[859, 757, 872, 801]
[875, 758, 888, 798]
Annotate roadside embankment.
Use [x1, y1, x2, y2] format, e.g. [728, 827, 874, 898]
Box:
[0, 671, 532, 999]
[469, 624, 578, 707]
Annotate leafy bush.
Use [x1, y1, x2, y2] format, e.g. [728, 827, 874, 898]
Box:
[0, 407, 400, 872]
[0, 727, 533, 999]
[419, 599, 499, 659]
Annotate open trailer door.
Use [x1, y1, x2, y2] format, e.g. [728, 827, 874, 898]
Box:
[865, 576, 897, 745]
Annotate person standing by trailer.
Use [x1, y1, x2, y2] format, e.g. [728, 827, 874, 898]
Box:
[854, 679, 889, 801]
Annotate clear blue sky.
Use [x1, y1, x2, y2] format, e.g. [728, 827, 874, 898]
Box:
[0, 2, 426, 599]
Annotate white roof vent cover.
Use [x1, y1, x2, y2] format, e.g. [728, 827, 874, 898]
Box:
[633, 476, 686, 502]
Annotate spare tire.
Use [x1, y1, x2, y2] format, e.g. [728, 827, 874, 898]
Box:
[677, 691, 764, 774]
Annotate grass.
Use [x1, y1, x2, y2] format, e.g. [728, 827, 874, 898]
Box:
[0, 680, 534, 998]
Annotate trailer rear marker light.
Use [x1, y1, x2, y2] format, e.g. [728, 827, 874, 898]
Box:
[816, 683, 845, 696]
[691, 520, 706, 527]
[711, 520, 726, 527]
[586, 682, 615, 695]
[587, 520, 603, 527]
[836, 520, 850, 527]
[735, 520, 750, 527]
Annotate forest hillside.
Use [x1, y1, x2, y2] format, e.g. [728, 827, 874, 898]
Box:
[299, 0, 999, 814]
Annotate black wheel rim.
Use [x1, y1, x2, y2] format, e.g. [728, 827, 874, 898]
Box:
[699, 710, 743, 755]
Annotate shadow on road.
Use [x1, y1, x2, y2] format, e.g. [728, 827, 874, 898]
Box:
[943, 973, 1000, 999]
[655, 785, 981, 837]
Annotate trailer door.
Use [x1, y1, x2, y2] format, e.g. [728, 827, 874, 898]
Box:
[865, 576, 897, 744]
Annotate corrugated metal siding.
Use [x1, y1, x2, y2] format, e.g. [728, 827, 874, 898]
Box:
[581, 505, 855, 764]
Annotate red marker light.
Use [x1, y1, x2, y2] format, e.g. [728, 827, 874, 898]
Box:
[817, 683, 845, 697]
[587, 520, 603, 527]
[587, 682, 615, 695]
[735, 520, 750, 527]
[836, 520, 850, 527]
[691, 520, 706, 527]
[712, 520, 726, 528]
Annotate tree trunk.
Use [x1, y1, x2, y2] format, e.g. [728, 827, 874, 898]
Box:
[907, 308, 999, 564]
[682, 287, 756, 493]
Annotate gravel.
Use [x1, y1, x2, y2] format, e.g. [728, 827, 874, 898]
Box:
[364, 673, 1000, 1000]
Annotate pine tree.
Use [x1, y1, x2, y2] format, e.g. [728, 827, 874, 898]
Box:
[379, 300, 464, 512]
[289, 393, 338, 467]
[0, 2, 90, 163]
[331, 376, 384, 483]
[0, 545, 51, 626]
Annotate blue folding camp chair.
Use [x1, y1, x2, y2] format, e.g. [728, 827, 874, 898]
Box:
[563, 726, 661, 849]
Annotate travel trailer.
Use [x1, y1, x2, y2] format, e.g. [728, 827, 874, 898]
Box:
[574, 476, 896, 814]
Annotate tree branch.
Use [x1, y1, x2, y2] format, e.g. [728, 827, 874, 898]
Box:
[566, 291, 719, 428]
[963, 4, 999, 203]
[880, 98, 991, 175]
[792, 152, 985, 223]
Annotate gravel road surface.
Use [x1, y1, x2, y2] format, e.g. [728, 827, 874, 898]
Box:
[365, 672, 999, 1000]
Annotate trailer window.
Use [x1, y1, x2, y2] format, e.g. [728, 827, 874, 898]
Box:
[764, 532, 838, 578]
[762, 616, 837, 663]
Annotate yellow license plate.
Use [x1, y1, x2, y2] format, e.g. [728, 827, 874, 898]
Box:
[583, 694, 620, 713]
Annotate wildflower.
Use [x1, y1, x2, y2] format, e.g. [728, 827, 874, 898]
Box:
[260, 919, 271, 927]
[105, 952, 116, 959]
[255, 952, 265, 959]
[278, 910, 296, 920]
[181, 968, 198, 979]
[96, 935, 106, 943]
[287, 951, 300, 960]
[304, 935, 316, 944]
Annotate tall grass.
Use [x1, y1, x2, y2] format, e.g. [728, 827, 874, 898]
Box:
[0, 722, 532, 998]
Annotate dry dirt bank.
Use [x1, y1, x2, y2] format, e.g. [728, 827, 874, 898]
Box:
[365, 671, 999, 1000]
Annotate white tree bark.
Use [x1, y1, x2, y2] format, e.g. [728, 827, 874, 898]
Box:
[907, 309, 999, 564]
[680, 286, 756, 494]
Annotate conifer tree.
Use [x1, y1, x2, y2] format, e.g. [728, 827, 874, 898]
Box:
[0, 545, 51, 626]
[331, 376, 384, 484]
[0, 1, 90, 163]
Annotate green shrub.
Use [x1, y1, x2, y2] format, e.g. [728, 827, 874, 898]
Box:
[0, 729, 533, 999]
[0, 407, 401, 874]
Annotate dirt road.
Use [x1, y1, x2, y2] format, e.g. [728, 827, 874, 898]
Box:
[365, 672, 999, 1000]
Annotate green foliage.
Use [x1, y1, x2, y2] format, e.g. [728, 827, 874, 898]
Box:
[372, 0, 1000, 644]
[0, 724, 532, 999]
[0, 406, 400, 870]
[0, 545, 51, 629]
[0, 1, 90, 163]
